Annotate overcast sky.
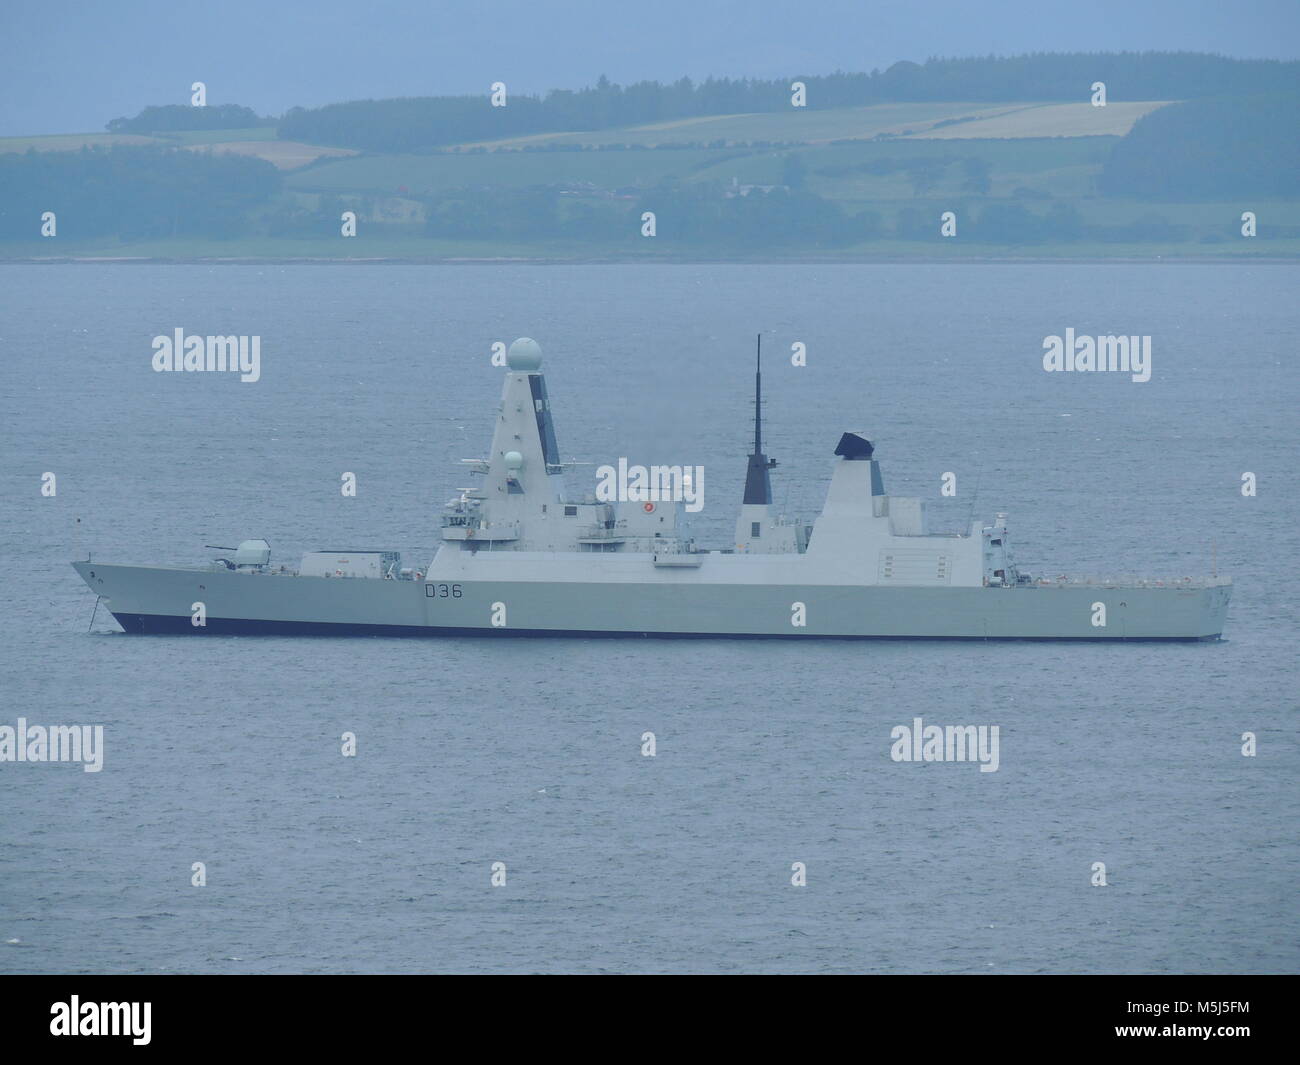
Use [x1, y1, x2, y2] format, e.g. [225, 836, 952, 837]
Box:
[2, 0, 1297, 136]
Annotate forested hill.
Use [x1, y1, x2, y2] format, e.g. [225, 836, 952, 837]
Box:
[108, 104, 265, 133]
[276, 52, 1300, 151]
[1101, 92, 1300, 200]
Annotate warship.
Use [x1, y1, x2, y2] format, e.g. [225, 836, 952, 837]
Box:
[73, 338, 1231, 640]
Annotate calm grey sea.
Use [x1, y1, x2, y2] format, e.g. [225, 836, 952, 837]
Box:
[0, 263, 1295, 974]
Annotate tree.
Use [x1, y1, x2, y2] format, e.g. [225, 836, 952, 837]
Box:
[782, 153, 807, 189]
[961, 157, 991, 196]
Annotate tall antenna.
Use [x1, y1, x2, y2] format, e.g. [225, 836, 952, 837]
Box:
[742, 334, 776, 506]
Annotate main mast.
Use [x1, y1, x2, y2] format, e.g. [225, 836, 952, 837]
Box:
[743, 334, 776, 506]
[734, 334, 803, 553]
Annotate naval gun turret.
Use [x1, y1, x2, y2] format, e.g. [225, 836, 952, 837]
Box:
[205, 538, 271, 571]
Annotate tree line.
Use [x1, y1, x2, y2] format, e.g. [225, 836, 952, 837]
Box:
[0, 145, 280, 240]
[1100, 92, 1300, 200]
[107, 104, 265, 133]
[276, 53, 1300, 152]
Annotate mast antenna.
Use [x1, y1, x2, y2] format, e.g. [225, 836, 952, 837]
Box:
[742, 334, 776, 506]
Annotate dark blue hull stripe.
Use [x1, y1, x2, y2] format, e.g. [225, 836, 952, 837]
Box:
[109, 612, 1218, 642]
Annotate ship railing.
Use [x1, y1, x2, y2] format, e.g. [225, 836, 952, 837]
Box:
[1033, 574, 1231, 589]
[441, 519, 520, 541]
[577, 524, 625, 541]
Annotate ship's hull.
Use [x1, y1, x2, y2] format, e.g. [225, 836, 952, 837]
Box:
[74, 560, 1232, 640]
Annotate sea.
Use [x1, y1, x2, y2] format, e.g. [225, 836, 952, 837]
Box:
[0, 262, 1295, 974]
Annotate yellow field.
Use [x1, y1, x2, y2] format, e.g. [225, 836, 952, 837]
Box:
[184, 140, 357, 170]
[0, 99, 1176, 178]
[906, 101, 1171, 139]
[448, 100, 1177, 151]
[455, 103, 1024, 150]
[0, 131, 353, 170]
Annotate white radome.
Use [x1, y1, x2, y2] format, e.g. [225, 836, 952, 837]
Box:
[507, 337, 543, 371]
[503, 450, 524, 471]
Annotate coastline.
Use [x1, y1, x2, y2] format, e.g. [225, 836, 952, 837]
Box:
[5, 253, 1299, 266]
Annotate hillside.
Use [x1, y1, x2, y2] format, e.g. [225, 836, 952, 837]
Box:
[3, 53, 1297, 260]
[276, 52, 1299, 150]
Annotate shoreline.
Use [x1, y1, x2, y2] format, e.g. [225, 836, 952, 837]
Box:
[4, 254, 1298, 266]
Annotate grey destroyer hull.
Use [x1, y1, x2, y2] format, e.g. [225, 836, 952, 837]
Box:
[70, 336, 1234, 642]
[74, 560, 1231, 640]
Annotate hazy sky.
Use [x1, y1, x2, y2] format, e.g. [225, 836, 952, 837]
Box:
[2, 0, 1298, 136]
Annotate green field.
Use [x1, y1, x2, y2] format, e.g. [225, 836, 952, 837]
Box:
[286, 147, 735, 194]
[691, 136, 1115, 199]
[4, 99, 1296, 261]
[0, 131, 161, 152]
[284, 130, 1299, 242]
[158, 127, 278, 145]
[287, 133, 1118, 197]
